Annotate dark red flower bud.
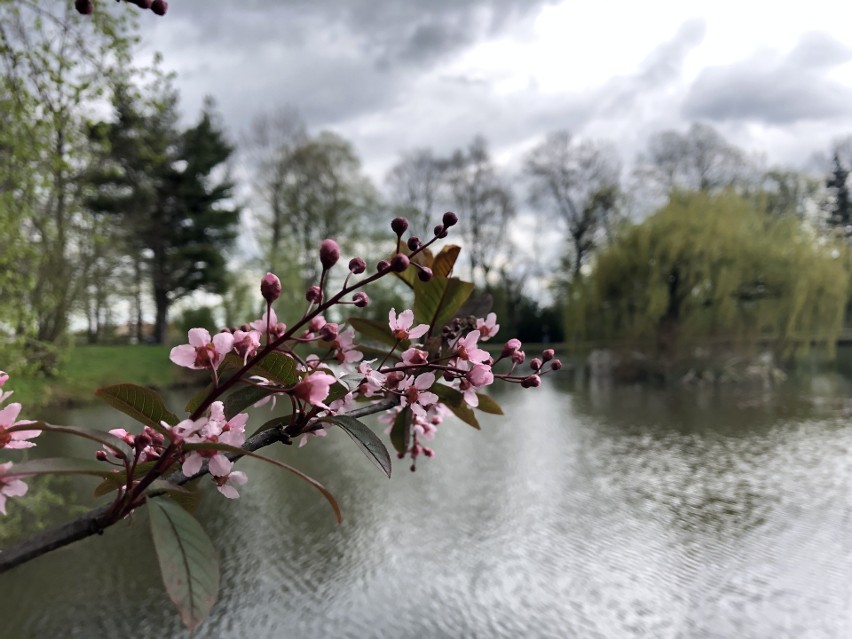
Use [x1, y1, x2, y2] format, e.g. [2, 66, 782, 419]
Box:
[75, 0, 94, 15]
[433, 224, 444, 237]
[306, 285, 322, 303]
[550, 359, 563, 371]
[390, 253, 410, 272]
[261, 272, 282, 303]
[423, 446, 435, 458]
[418, 266, 433, 282]
[133, 0, 153, 8]
[442, 211, 458, 227]
[319, 323, 339, 341]
[353, 292, 369, 307]
[391, 217, 409, 236]
[96, 450, 108, 461]
[319, 239, 340, 270]
[521, 374, 542, 388]
[220, 327, 234, 334]
[349, 257, 366, 274]
[407, 236, 422, 251]
[530, 358, 543, 371]
[541, 348, 555, 362]
[151, 0, 168, 15]
[376, 259, 391, 272]
[134, 433, 152, 450]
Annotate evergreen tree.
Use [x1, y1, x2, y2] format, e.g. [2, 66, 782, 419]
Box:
[826, 151, 851, 231]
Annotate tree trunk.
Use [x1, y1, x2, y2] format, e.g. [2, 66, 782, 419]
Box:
[153, 288, 170, 345]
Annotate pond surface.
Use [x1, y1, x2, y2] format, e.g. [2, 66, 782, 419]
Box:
[3, 366, 852, 638]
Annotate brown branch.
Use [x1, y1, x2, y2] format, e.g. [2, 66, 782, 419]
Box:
[0, 399, 396, 574]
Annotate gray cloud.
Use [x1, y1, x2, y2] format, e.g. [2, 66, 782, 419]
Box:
[683, 32, 852, 124]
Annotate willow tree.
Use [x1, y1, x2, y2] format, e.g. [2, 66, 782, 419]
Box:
[566, 191, 849, 361]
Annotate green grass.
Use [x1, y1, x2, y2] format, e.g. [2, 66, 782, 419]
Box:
[9, 344, 189, 409]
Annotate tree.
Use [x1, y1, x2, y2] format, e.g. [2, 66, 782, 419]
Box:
[826, 151, 851, 232]
[524, 130, 621, 279]
[0, 1, 134, 368]
[386, 148, 447, 235]
[446, 136, 516, 288]
[634, 122, 750, 197]
[566, 191, 848, 363]
[88, 85, 240, 344]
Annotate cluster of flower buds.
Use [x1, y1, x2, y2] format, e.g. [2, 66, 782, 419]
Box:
[74, 0, 167, 16]
[0, 372, 38, 514]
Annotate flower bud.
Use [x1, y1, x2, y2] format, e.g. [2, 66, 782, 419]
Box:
[319, 323, 339, 342]
[376, 259, 391, 272]
[75, 0, 94, 14]
[423, 446, 435, 458]
[353, 292, 369, 308]
[391, 217, 409, 236]
[319, 239, 340, 270]
[306, 285, 323, 303]
[261, 272, 282, 303]
[133, 0, 153, 8]
[442, 211, 458, 227]
[0, 371, 8, 388]
[151, 0, 168, 15]
[96, 450, 108, 461]
[274, 322, 288, 337]
[530, 358, 543, 371]
[550, 359, 563, 371]
[521, 374, 542, 388]
[417, 267, 433, 282]
[407, 237, 422, 251]
[433, 224, 444, 237]
[542, 348, 555, 362]
[511, 349, 526, 365]
[349, 257, 366, 274]
[390, 253, 410, 272]
[134, 433, 152, 450]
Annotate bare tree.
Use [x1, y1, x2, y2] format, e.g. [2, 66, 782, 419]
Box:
[445, 136, 516, 288]
[524, 130, 622, 279]
[385, 148, 447, 235]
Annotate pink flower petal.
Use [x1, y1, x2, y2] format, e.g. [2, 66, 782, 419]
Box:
[169, 344, 199, 369]
[182, 453, 203, 477]
[208, 454, 231, 477]
[187, 328, 212, 347]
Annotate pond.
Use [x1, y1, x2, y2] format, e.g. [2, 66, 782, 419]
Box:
[2, 364, 852, 638]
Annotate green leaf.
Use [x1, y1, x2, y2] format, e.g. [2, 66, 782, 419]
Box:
[6, 457, 118, 480]
[413, 276, 475, 334]
[93, 460, 161, 497]
[474, 393, 504, 415]
[430, 384, 481, 429]
[348, 317, 399, 348]
[319, 415, 392, 478]
[222, 385, 278, 419]
[145, 481, 201, 513]
[28, 422, 127, 450]
[247, 351, 299, 387]
[390, 407, 412, 455]
[96, 384, 178, 434]
[181, 443, 342, 524]
[431, 244, 461, 278]
[148, 497, 220, 633]
[325, 381, 350, 406]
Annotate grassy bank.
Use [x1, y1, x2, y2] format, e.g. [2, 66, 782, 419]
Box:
[9, 344, 190, 409]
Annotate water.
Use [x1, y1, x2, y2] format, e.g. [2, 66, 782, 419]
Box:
[3, 371, 852, 638]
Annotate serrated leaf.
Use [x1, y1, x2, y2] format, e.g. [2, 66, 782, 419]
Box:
[148, 497, 220, 633]
[320, 415, 392, 478]
[6, 457, 118, 480]
[182, 443, 342, 524]
[474, 393, 503, 415]
[413, 276, 475, 334]
[248, 351, 299, 387]
[430, 384, 481, 429]
[431, 244, 461, 278]
[348, 317, 400, 348]
[390, 407, 411, 455]
[96, 384, 178, 433]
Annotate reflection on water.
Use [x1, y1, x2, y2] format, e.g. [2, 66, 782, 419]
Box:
[3, 373, 852, 638]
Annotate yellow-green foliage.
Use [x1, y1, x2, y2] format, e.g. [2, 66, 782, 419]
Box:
[566, 191, 849, 359]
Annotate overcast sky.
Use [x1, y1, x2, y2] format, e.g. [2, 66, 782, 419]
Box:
[139, 0, 852, 184]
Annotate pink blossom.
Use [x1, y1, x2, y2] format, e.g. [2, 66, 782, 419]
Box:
[169, 328, 234, 370]
[250, 308, 279, 335]
[467, 364, 494, 388]
[213, 458, 248, 499]
[357, 361, 386, 396]
[475, 313, 500, 340]
[399, 372, 439, 419]
[293, 372, 337, 407]
[298, 427, 328, 448]
[328, 392, 355, 415]
[232, 329, 261, 363]
[0, 403, 39, 449]
[0, 461, 28, 515]
[388, 308, 429, 341]
[454, 330, 489, 365]
[0, 371, 8, 387]
[333, 326, 363, 365]
[401, 348, 428, 366]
